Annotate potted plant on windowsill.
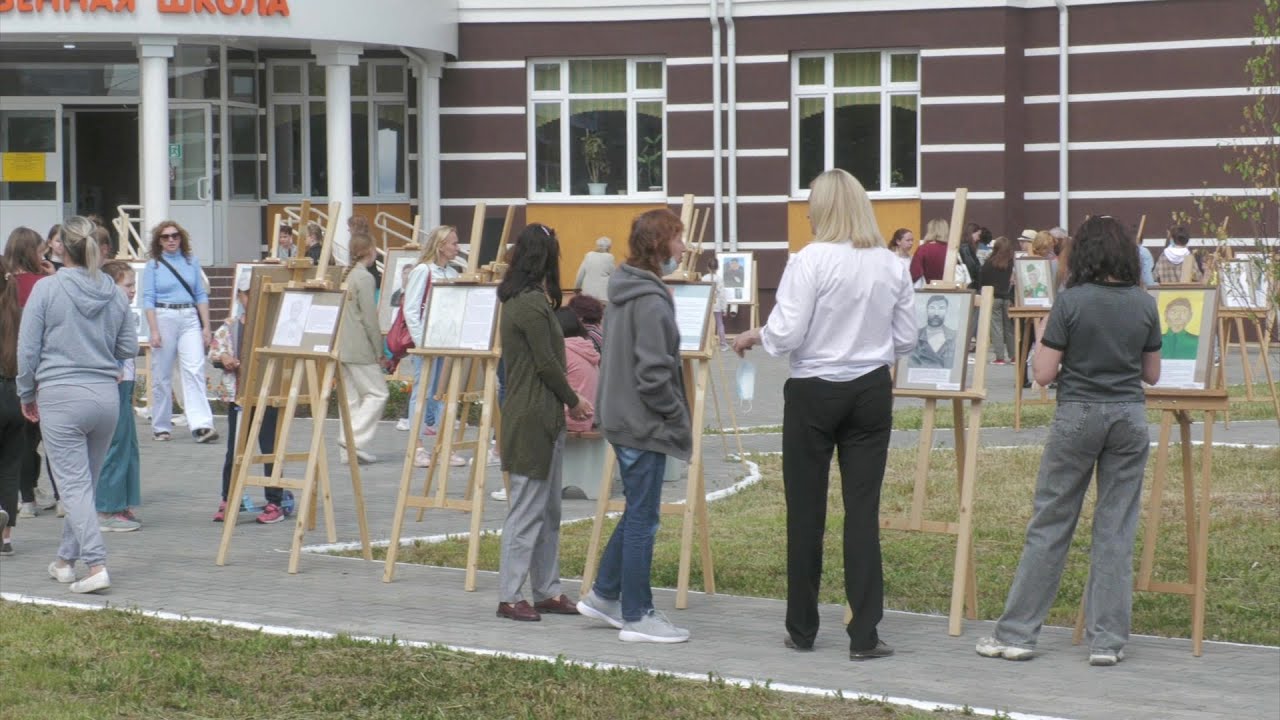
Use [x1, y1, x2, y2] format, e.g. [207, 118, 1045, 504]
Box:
[581, 129, 610, 195]
[638, 132, 663, 191]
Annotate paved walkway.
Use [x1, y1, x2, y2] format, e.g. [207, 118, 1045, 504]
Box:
[3, 409, 1277, 720]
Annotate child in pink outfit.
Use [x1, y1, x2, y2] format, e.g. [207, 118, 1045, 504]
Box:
[556, 309, 599, 432]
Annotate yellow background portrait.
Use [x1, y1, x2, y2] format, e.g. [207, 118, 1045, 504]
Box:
[1156, 291, 1205, 335]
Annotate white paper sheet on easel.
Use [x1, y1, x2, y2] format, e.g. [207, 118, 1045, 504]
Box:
[1157, 359, 1201, 389]
[672, 285, 712, 351]
[459, 287, 498, 350]
[304, 305, 339, 335]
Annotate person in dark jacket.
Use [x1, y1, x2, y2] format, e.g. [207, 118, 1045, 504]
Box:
[576, 208, 693, 644]
[979, 236, 1017, 364]
[494, 223, 591, 623]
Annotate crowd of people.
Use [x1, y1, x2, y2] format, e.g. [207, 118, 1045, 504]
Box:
[5, 173, 1178, 662]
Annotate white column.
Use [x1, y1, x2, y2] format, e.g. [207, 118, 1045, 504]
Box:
[137, 37, 175, 236]
[313, 42, 362, 265]
[412, 53, 444, 231]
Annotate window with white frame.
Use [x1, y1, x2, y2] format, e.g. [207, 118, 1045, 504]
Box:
[268, 59, 408, 200]
[529, 58, 665, 198]
[792, 50, 919, 195]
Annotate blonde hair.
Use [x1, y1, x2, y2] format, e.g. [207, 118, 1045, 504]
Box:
[61, 215, 102, 279]
[1031, 230, 1055, 257]
[343, 232, 374, 283]
[808, 169, 882, 248]
[923, 218, 950, 244]
[416, 225, 457, 266]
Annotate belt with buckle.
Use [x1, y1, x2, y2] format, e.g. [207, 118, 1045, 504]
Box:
[156, 302, 194, 310]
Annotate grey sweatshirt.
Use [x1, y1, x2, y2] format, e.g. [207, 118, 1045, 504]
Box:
[596, 263, 692, 461]
[17, 267, 137, 403]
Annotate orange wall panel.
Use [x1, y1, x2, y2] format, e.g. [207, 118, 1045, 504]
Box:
[786, 199, 922, 253]
[525, 203, 667, 287]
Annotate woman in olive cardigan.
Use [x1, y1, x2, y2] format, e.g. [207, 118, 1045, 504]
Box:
[495, 223, 593, 622]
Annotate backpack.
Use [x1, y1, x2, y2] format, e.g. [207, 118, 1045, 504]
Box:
[386, 268, 429, 363]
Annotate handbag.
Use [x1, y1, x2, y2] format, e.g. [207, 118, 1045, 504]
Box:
[386, 268, 429, 361]
[155, 255, 205, 329]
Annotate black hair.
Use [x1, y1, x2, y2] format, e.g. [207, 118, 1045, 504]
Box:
[926, 294, 949, 307]
[555, 308, 585, 338]
[979, 227, 993, 245]
[1067, 216, 1140, 288]
[1168, 225, 1191, 247]
[497, 223, 562, 308]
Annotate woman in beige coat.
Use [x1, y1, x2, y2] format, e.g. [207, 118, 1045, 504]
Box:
[338, 232, 389, 464]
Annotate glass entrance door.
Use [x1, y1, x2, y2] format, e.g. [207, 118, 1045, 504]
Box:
[0, 105, 61, 234]
[169, 103, 215, 261]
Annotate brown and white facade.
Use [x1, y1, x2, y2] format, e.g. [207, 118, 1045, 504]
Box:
[1, 0, 1275, 315]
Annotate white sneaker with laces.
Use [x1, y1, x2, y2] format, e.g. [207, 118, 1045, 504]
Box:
[395, 418, 411, 432]
[619, 609, 690, 643]
[18, 502, 37, 519]
[975, 636, 1034, 661]
[35, 487, 57, 510]
[1089, 649, 1124, 666]
[577, 590, 623, 629]
[489, 488, 508, 501]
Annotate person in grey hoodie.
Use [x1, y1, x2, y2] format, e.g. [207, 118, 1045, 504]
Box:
[576, 208, 693, 644]
[17, 215, 137, 595]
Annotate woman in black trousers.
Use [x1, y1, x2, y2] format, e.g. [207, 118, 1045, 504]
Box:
[735, 169, 916, 660]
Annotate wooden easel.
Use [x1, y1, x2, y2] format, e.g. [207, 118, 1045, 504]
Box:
[879, 286, 993, 636]
[214, 274, 373, 573]
[382, 285, 502, 590]
[580, 294, 718, 609]
[1011, 306, 1052, 431]
[1070, 389, 1228, 657]
[1213, 249, 1280, 426]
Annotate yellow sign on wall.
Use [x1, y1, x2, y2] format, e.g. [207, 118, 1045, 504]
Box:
[1, 152, 47, 182]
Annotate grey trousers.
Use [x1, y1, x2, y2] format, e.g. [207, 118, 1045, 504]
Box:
[40, 382, 119, 568]
[993, 401, 1149, 653]
[498, 432, 565, 604]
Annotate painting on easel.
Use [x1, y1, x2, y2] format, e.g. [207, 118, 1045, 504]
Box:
[267, 289, 345, 355]
[717, 252, 754, 304]
[1218, 259, 1269, 311]
[1149, 285, 1217, 390]
[419, 284, 500, 352]
[896, 289, 972, 392]
[1014, 257, 1054, 308]
[378, 249, 419, 333]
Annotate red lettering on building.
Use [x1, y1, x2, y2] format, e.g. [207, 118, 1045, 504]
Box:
[156, 0, 191, 12]
[88, 0, 112, 11]
[1, 0, 286, 14]
[260, 0, 286, 17]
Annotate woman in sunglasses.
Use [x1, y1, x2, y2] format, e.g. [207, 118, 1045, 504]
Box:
[142, 221, 218, 444]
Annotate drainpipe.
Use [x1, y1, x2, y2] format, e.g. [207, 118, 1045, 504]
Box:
[725, 0, 738, 251]
[710, 0, 724, 251]
[1055, 0, 1070, 228]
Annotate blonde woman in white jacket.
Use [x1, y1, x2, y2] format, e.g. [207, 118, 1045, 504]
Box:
[401, 225, 465, 468]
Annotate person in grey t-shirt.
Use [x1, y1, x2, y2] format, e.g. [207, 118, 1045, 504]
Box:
[977, 216, 1162, 668]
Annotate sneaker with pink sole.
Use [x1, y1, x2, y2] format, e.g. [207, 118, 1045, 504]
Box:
[256, 503, 285, 524]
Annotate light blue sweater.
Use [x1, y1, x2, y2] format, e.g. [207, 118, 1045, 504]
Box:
[143, 251, 208, 308]
[16, 268, 137, 403]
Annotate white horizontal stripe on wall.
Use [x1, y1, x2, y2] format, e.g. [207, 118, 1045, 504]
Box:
[668, 148, 789, 158]
[920, 47, 1005, 57]
[1025, 87, 1279, 104]
[921, 143, 1006, 153]
[919, 95, 1005, 105]
[920, 191, 1006, 201]
[439, 106, 526, 115]
[444, 60, 525, 70]
[668, 103, 715, 112]
[737, 195, 791, 204]
[1025, 137, 1280, 152]
[440, 152, 527, 161]
[440, 198, 527, 207]
[737, 101, 788, 111]
[736, 241, 792, 249]
[1141, 237, 1278, 248]
[1024, 188, 1273, 201]
[1024, 36, 1279, 57]
[667, 54, 788, 66]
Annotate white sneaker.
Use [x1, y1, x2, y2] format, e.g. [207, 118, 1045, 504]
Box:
[414, 447, 432, 468]
[395, 418, 411, 432]
[619, 609, 690, 643]
[172, 414, 188, 427]
[70, 569, 110, 594]
[577, 590, 623, 629]
[489, 488, 508, 501]
[18, 502, 37, 519]
[487, 449, 502, 466]
[1089, 648, 1125, 666]
[48, 561, 76, 583]
[35, 487, 57, 510]
[975, 636, 1034, 661]
[341, 449, 378, 465]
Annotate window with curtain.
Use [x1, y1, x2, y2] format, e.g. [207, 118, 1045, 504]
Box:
[793, 50, 919, 195]
[529, 57, 665, 198]
[267, 59, 408, 200]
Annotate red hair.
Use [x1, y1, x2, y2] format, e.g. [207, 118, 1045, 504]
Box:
[626, 209, 683, 276]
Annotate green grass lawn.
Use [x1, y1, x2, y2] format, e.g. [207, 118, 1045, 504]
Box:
[358, 446, 1280, 647]
[0, 603, 976, 720]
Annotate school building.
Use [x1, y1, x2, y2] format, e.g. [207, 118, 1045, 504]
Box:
[0, 0, 1272, 315]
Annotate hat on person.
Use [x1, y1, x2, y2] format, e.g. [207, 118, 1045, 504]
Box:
[237, 273, 253, 292]
[1017, 229, 1037, 244]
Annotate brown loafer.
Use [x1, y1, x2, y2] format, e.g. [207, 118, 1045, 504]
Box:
[497, 600, 541, 622]
[533, 594, 581, 615]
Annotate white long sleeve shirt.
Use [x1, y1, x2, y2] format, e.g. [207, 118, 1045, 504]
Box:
[760, 241, 916, 382]
[403, 261, 461, 345]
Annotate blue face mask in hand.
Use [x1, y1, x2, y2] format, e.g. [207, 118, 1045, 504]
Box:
[661, 256, 679, 275]
[736, 359, 756, 412]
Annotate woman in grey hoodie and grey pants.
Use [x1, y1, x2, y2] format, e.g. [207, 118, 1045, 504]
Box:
[17, 216, 137, 594]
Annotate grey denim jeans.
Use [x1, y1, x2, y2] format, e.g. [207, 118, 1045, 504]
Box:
[993, 401, 1149, 654]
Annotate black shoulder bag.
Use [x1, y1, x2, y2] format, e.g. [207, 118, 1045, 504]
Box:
[155, 256, 205, 329]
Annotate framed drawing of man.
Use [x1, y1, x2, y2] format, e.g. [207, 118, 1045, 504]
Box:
[419, 284, 501, 352]
[1148, 285, 1217, 390]
[1014, 257, 1054, 308]
[895, 289, 973, 392]
[1218, 259, 1266, 311]
[377, 249, 419, 333]
[717, 251, 754, 304]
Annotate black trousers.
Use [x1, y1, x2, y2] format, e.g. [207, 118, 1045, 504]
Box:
[782, 367, 893, 650]
[0, 379, 24, 529]
[20, 421, 58, 503]
[221, 404, 282, 505]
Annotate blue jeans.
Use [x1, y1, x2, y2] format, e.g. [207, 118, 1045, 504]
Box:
[407, 356, 444, 432]
[593, 444, 666, 622]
